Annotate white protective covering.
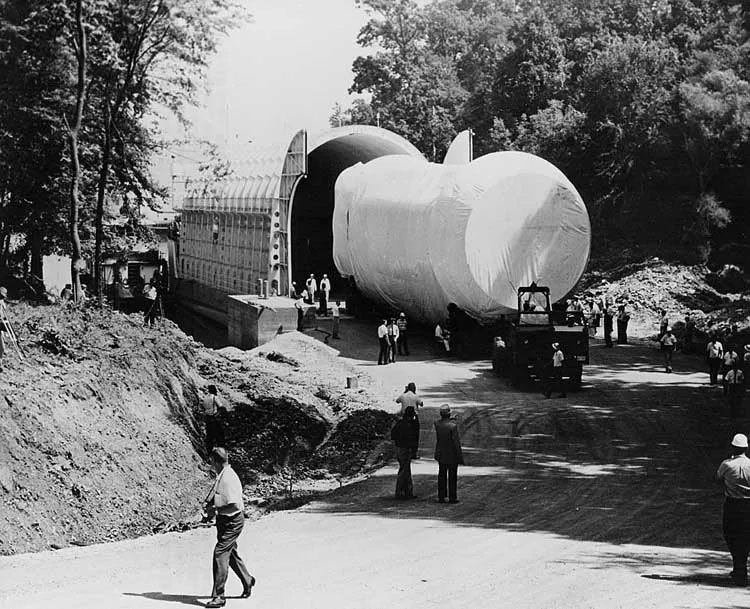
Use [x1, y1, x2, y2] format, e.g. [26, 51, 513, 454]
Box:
[333, 151, 591, 324]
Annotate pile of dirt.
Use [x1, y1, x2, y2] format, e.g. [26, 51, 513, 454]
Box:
[580, 259, 750, 341]
[201, 333, 396, 494]
[0, 304, 392, 556]
[0, 302, 208, 555]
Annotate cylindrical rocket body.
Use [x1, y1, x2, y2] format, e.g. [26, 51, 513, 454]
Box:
[333, 151, 591, 324]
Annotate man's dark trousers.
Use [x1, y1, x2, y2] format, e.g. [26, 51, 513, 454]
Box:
[378, 337, 389, 365]
[437, 463, 458, 502]
[709, 358, 722, 384]
[724, 498, 750, 582]
[397, 333, 409, 356]
[212, 512, 253, 598]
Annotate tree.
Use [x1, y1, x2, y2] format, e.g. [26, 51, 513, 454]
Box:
[66, 0, 87, 301]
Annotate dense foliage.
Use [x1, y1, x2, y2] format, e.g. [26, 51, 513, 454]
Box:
[338, 0, 750, 266]
[0, 0, 244, 286]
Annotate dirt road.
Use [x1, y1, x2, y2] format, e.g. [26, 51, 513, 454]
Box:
[1, 322, 746, 609]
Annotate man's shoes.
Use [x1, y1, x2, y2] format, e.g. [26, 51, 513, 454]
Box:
[449, 499, 459, 504]
[206, 597, 226, 608]
[241, 576, 256, 598]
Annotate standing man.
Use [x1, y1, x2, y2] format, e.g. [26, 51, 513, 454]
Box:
[377, 319, 389, 365]
[707, 334, 724, 385]
[319, 274, 331, 316]
[387, 317, 400, 363]
[391, 406, 419, 499]
[660, 327, 677, 373]
[616, 304, 630, 344]
[724, 346, 740, 384]
[203, 448, 255, 607]
[603, 304, 614, 348]
[202, 385, 226, 453]
[143, 280, 159, 327]
[305, 274, 317, 304]
[330, 300, 341, 339]
[725, 363, 746, 418]
[544, 342, 567, 398]
[434, 404, 464, 504]
[289, 281, 298, 300]
[294, 295, 305, 331]
[684, 314, 696, 354]
[396, 312, 409, 356]
[716, 434, 750, 586]
[658, 309, 669, 340]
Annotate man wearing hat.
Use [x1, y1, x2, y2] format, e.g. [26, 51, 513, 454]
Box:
[544, 342, 567, 398]
[434, 404, 464, 504]
[717, 434, 750, 585]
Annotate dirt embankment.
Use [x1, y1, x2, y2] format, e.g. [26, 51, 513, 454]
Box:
[581, 260, 750, 342]
[0, 303, 392, 556]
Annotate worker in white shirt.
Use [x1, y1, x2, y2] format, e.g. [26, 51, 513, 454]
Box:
[387, 318, 400, 363]
[305, 274, 317, 303]
[725, 363, 746, 418]
[330, 300, 341, 339]
[544, 342, 567, 398]
[377, 319, 389, 365]
[203, 448, 255, 607]
[294, 296, 305, 331]
[435, 322, 451, 353]
[660, 327, 677, 373]
[707, 336, 725, 385]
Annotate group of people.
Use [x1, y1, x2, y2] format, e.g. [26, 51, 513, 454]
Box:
[293, 274, 341, 339]
[390, 383, 464, 504]
[377, 313, 409, 364]
[566, 296, 632, 347]
[294, 273, 332, 317]
[705, 333, 749, 417]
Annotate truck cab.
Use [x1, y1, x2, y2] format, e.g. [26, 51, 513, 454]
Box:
[492, 285, 589, 389]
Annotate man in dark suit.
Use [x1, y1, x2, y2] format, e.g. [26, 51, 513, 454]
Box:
[434, 404, 464, 503]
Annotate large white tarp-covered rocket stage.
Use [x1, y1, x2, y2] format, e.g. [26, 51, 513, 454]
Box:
[333, 150, 591, 324]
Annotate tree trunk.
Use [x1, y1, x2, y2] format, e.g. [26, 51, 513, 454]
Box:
[68, 0, 87, 302]
[29, 230, 43, 286]
[94, 103, 112, 306]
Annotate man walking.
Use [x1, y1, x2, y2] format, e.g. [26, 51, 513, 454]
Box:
[658, 309, 669, 340]
[716, 434, 750, 586]
[708, 335, 724, 385]
[434, 404, 464, 503]
[203, 448, 255, 607]
[391, 406, 420, 499]
[660, 327, 677, 373]
[377, 319, 389, 365]
[396, 312, 409, 356]
[544, 342, 567, 398]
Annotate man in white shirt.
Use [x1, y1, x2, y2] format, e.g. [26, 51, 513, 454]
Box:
[204, 448, 255, 607]
[544, 342, 567, 398]
[305, 274, 317, 303]
[660, 327, 677, 373]
[319, 274, 331, 316]
[330, 300, 341, 339]
[707, 336, 724, 385]
[716, 434, 750, 585]
[396, 382, 424, 414]
[725, 364, 746, 418]
[202, 386, 225, 452]
[377, 319, 389, 365]
[294, 296, 305, 331]
[387, 318, 400, 363]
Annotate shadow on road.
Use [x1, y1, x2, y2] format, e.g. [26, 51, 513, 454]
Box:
[122, 592, 205, 606]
